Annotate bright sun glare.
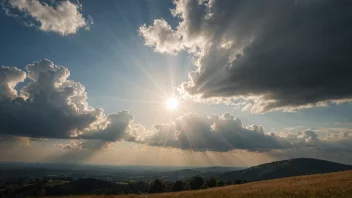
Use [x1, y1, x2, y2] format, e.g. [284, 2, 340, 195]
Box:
[166, 97, 179, 111]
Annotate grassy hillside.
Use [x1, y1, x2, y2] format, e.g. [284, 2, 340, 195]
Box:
[46, 170, 352, 198]
[219, 158, 352, 181]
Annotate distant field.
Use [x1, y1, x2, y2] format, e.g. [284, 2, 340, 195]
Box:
[46, 170, 352, 198]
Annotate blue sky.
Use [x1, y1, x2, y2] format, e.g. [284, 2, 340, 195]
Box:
[1, 0, 352, 166]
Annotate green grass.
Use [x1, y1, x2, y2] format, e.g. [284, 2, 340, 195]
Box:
[45, 170, 352, 198]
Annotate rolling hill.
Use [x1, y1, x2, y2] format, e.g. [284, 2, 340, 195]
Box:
[154, 158, 352, 181]
[44, 170, 352, 198]
[219, 158, 352, 182]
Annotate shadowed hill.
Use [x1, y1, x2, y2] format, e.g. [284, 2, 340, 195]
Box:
[156, 169, 200, 180]
[147, 167, 244, 180]
[219, 158, 352, 181]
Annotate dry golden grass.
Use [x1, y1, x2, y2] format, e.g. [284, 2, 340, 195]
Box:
[45, 170, 352, 198]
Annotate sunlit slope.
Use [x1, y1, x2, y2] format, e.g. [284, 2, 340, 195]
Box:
[48, 170, 352, 198]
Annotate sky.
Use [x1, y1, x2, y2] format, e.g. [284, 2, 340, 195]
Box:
[0, 0, 352, 167]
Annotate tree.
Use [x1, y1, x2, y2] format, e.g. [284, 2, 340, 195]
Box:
[205, 177, 217, 188]
[225, 180, 233, 185]
[235, 179, 247, 184]
[37, 188, 46, 196]
[188, 176, 205, 190]
[217, 180, 225, 187]
[148, 179, 166, 193]
[172, 180, 186, 191]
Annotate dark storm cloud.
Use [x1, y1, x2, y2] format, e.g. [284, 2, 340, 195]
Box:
[0, 60, 133, 142]
[140, 0, 352, 112]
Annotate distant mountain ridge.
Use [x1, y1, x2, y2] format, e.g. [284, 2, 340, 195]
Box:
[156, 167, 244, 180]
[219, 158, 352, 182]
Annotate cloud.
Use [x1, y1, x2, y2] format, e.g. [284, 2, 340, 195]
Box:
[54, 140, 114, 151]
[128, 112, 352, 153]
[139, 19, 183, 54]
[277, 128, 352, 153]
[140, 0, 352, 113]
[3, 0, 90, 35]
[54, 141, 80, 150]
[142, 113, 291, 151]
[0, 59, 133, 142]
[0, 135, 32, 147]
[80, 110, 134, 141]
[0, 66, 26, 101]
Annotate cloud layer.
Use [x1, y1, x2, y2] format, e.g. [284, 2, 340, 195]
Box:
[141, 113, 287, 151]
[3, 0, 90, 35]
[140, 0, 352, 113]
[131, 112, 352, 153]
[1, 60, 351, 154]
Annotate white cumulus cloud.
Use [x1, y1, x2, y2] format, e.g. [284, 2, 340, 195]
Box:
[6, 0, 90, 35]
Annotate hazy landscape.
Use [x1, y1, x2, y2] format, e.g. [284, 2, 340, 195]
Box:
[47, 170, 352, 198]
[1, 158, 351, 197]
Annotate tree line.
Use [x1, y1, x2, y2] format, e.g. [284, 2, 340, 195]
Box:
[149, 176, 247, 193]
[0, 176, 247, 197]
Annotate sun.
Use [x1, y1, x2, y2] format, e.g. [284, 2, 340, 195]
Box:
[165, 97, 179, 111]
